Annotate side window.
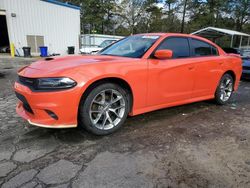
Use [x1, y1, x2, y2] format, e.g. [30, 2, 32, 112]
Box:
[191, 39, 218, 56]
[211, 46, 218, 55]
[157, 37, 190, 58]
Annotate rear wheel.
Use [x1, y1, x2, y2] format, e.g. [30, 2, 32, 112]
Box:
[215, 73, 234, 105]
[79, 83, 130, 135]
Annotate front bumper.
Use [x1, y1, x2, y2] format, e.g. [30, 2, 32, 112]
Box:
[14, 82, 79, 128]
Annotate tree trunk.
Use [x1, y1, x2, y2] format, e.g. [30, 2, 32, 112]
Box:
[181, 0, 187, 33]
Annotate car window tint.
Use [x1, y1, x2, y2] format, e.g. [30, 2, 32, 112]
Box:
[211, 46, 218, 55]
[191, 39, 218, 56]
[157, 37, 190, 58]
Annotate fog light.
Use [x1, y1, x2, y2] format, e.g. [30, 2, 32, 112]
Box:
[45, 110, 58, 120]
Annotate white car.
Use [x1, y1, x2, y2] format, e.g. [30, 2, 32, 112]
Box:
[80, 39, 117, 54]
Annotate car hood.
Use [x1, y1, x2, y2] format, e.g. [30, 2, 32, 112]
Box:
[19, 55, 132, 77]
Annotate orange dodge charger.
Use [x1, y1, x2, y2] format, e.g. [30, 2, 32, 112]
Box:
[14, 33, 242, 135]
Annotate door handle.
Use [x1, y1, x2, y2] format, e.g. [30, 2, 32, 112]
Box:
[219, 62, 224, 65]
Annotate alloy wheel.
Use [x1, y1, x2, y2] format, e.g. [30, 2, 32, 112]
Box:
[219, 77, 233, 102]
[89, 89, 126, 130]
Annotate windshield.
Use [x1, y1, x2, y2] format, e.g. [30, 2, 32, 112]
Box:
[99, 40, 116, 48]
[99, 35, 160, 58]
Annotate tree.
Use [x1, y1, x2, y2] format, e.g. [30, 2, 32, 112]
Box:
[162, 0, 181, 32]
[114, 0, 157, 34]
[228, 0, 250, 31]
[61, 0, 116, 34]
[145, 5, 165, 32]
[186, 0, 231, 32]
[180, 0, 187, 33]
[61, 0, 250, 35]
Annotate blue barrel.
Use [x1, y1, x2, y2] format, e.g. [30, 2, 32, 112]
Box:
[39, 46, 48, 57]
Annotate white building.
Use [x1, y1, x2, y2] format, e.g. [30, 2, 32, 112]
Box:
[0, 0, 80, 56]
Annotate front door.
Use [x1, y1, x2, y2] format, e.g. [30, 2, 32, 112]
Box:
[147, 37, 195, 106]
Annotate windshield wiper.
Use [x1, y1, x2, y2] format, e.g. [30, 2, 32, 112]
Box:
[100, 54, 121, 57]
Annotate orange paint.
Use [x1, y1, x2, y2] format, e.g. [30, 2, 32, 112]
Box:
[14, 33, 242, 128]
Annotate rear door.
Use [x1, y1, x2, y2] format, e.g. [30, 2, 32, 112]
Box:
[189, 38, 223, 97]
[147, 37, 195, 106]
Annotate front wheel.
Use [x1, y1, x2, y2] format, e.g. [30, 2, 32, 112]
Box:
[78, 83, 130, 135]
[215, 73, 234, 105]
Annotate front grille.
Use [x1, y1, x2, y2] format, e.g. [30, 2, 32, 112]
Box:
[15, 92, 34, 114]
[18, 76, 37, 90]
[243, 66, 250, 70]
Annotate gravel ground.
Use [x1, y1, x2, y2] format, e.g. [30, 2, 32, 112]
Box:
[0, 56, 250, 188]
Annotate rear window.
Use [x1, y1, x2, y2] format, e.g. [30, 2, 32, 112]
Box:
[191, 39, 218, 57]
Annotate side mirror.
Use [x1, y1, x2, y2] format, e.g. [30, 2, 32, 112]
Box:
[154, 49, 173, 59]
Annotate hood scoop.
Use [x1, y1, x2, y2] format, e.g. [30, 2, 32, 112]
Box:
[44, 57, 54, 61]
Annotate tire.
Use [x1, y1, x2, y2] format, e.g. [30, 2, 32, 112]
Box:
[215, 73, 234, 105]
[78, 83, 130, 135]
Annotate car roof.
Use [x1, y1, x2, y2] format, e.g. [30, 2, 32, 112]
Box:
[136, 33, 219, 47]
[136, 32, 209, 40]
[136, 33, 194, 37]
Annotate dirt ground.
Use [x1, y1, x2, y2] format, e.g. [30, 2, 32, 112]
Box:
[0, 56, 250, 188]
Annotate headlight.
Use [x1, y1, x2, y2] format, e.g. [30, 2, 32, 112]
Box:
[36, 77, 77, 90]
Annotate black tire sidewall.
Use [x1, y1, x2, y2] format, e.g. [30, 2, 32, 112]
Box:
[79, 83, 130, 135]
[215, 74, 234, 105]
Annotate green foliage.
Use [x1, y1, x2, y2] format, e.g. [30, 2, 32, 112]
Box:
[62, 0, 250, 35]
